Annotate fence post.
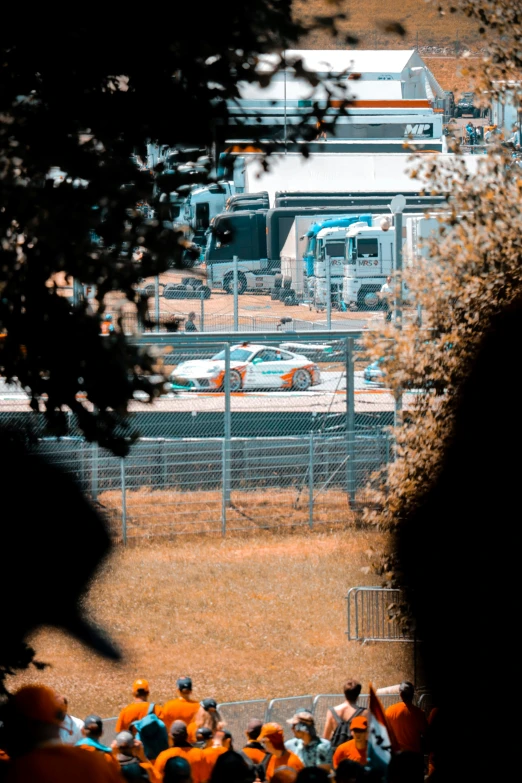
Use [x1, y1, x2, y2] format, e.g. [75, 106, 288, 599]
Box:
[345, 337, 356, 505]
[222, 342, 231, 531]
[160, 439, 168, 489]
[91, 441, 99, 501]
[233, 256, 239, 332]
[308, 432, 314, 529]
[200, 289, 205, 332]
[120, 458, 127, 546]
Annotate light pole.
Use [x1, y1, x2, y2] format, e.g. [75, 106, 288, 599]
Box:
[390, 194, 406, 429]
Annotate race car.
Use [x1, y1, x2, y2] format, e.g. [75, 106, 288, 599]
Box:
[170, 343, 321, 392]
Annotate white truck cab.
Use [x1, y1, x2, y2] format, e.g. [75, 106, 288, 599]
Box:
[343, 224, 396, 309]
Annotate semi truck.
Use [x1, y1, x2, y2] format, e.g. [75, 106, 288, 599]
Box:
[341, 214, 445, 309]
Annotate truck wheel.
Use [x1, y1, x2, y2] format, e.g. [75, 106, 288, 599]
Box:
[201, 285, 211, 300]
[274, 273, 283, 289]
[223, 272, 247, 294]
[348, 302, 358, 312]
[270, 289, 279, 300]
[292, 369, 312, 391]
[141, 284, 156, 297]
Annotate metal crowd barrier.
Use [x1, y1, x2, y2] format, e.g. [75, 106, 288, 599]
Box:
[103, 689, 430, 743]
[347, 587, 414, 642]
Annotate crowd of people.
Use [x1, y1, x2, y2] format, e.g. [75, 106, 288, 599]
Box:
[0, 677, 438, 783]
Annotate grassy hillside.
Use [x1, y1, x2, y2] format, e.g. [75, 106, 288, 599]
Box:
[293, 0, 483, 52]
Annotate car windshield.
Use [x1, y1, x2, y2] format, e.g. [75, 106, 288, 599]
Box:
[212, 348, 253, 362]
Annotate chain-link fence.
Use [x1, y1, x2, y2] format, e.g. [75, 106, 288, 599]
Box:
[0, 332, 398, 538]
[347, 587, 413, 642]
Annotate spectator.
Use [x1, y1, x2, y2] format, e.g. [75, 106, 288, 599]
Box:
[116, 679, 163, 733]
[3, 684, 122, 782]
[164, 756, 193, 783]
[322, 680, 365, 742]
[270, 768, 298, 783]
[113, 730, 154, 781]
[384, 682, 428, 755]
[194, 727, 214, 749]
[154, 720, 207, 783]
[379, 277, 393, 323]
[332, 716, 368, 769]
[209, 748, 256, 783]
[509, 124, 521, 148]
[76, 714, 112, 754]
[257, 723, 304, 780]
[185, 312, 198, 332]
[202, 729, 231, 776]
[162, 678, 200, 730]
[334, 759, 366, 783]
[187, 699, 224, 744]
[242, 718, 268, 765]
[57, 695, 84, 746]
[295, 768, 331, 783]
[285, 711, 332, 768]
[101, 313, 114, 334]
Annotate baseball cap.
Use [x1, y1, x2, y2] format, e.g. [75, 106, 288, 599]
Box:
[286, 711, 314, 727]
[258, 723, 285, 741]
[200, 698, 217, 711]
[84, 714, 103, 732]
[12, 685, 64, 725]
[170, 720, 188, 735]
[177, 677, 192, 691]
[132, 679, 150, 694]
[350, 716, 368, 731]
[196, 727, 213, 740]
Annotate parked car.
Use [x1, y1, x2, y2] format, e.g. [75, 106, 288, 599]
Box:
[170, 343, 321, 392]
[363, 357, 386, 385]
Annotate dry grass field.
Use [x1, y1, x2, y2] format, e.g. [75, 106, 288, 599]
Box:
[8, 529, 412, 720]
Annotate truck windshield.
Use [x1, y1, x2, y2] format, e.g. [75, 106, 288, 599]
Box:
[212, 348, 254, 362]
[357, 238, 378, 258]
[325, 241, 345, 257]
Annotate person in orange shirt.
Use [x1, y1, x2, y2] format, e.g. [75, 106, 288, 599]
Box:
[202, 729, 231, 776]
[3, 684, 123, 783]
[116, 679, 163, 733]
[154, 721, 208, 783]
[162, 678, 200, 731]
[242, 718, 269, 766]
[257, 723, 304, 781]
[187, 700, 224, 744]
[332, 716, 368, 769]
[384, 682, 428, 755]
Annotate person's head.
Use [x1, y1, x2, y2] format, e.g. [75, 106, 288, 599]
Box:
[335, 759, 366, 783]
[257, 723, 286, 754]
[9, 685, 65, 750]
[386, 276, 392, 284]
[196, 727, 214, 747]
[245, 718, 263, 741]
[295, 767, 330, 783]
[132, 679, 150, 701]
[177, 676, 193, 697]
[115, 730, 137, 756]
[82, 714, 104, 740]
[286, 711, 316, 742]
[343, 680, 362, 702]
[170, 720, 189, 746]
[350, 716, 368, 748]
[188, 312, 196, 320]
[214, 728, 233, 750]
[399, 681, 415, 705]
[164, 756, 193, 783]
[210, 749, 256, 783]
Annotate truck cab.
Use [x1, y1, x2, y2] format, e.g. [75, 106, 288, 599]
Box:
[343, 225, 396, 309]
[183, 182, 236, 246]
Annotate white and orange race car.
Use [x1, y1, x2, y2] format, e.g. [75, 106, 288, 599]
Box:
[170, 343, 321, 392]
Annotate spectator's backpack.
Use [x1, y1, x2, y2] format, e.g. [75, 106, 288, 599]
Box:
[118, 757, 149, 781]
[329, 706, 367, 749]
[240, 749, 271, 782]
[132, 704, 169, 761]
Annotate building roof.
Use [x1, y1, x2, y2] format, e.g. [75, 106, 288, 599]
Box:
[258, 50, 418, 77]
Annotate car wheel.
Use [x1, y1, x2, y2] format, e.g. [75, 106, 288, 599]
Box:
[292, 368, 312, 391]
[202, 285, 211, 300]
[228, 370, 242, 392]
